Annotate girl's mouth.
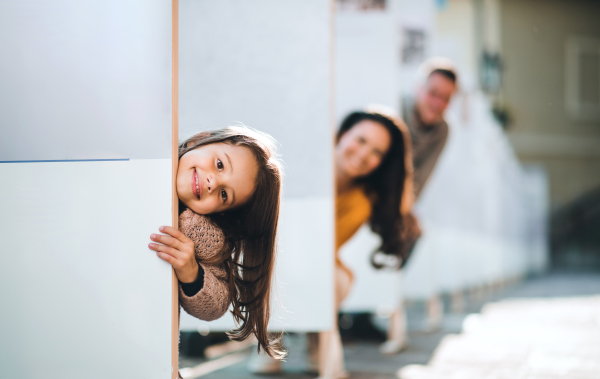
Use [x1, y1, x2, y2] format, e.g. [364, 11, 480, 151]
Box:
[192, 169, 202, 200]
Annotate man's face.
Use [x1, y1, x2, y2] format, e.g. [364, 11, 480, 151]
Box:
[416, 72, 457, 125]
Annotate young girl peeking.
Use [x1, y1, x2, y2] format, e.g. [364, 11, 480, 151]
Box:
[147, 126, 284, 360]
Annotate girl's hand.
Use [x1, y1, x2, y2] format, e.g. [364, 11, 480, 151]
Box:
[149, 226, 199, 283]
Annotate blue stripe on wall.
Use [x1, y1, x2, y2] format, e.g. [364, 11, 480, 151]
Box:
[0, 159, 130, 163]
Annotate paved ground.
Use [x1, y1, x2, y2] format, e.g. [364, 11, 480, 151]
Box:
[180, 273, 600, 379]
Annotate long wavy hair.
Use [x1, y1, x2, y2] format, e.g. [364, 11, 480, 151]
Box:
[337, 106, 419, 269]
[179, 126, 284, 358]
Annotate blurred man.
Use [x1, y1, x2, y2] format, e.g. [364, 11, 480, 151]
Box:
[404, 58, 458, 198]
[398, 58, 458, 335]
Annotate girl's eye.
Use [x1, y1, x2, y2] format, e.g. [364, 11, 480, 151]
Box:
[221, 189, 228, 202]
[217, 159, 224, 171]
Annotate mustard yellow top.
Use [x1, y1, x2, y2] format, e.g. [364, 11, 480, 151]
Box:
[335, 186, 372, 281]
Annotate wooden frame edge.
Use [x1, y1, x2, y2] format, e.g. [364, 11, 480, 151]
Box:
[171, 0, 180, 377]
[329, 0, 337, 332]
[318, 0, 337, 377]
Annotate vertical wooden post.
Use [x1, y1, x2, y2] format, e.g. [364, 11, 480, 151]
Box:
[318, 1, 338, 378]
[171, 0, 180, 377]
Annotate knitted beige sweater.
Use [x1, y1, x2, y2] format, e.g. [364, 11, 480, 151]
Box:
[178, 209, 230, 321]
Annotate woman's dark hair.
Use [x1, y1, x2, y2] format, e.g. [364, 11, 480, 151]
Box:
[337, 106, 419, 269]
[179, 126, 284, 359]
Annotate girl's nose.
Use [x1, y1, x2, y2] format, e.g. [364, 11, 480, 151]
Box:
[206, 174, 217, 193]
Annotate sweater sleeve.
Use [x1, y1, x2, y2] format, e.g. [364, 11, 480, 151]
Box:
[413, 121, 449, 199]
[178, 209, 231, 321]
[179, 263, 204, 297]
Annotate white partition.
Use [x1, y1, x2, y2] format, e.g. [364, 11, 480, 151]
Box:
[522, 166, 550, 274]
[0, 161, 172, 378]
[338, 226, 403, 314]
[402, 92, 549, 300]
[335, 1, 400, 119]
[178, 0, 334, 332]
[335, 2, 404, 313]
[0, 1, 172, 161]
[0, 2, 174, 378]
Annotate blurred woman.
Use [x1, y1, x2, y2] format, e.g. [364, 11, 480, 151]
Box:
[335, 106, 416, 296]
[317, 106, 420, 378]
[249, 106, 419, 377]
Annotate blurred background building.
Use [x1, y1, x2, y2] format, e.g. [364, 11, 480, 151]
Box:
[427, 0, 600, 271]
[498, 0, 600, 270]
[446, 0, 600, 270]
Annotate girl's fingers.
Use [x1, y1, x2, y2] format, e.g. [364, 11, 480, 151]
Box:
[150, 233, 180, 249]
[155, 251, 178, 266]
[149, 227, 195, 272]
[148, 242, 182, 262]
[159, 226, 191, 244]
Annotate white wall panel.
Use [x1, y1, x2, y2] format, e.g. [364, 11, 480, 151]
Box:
[0, 1, 174, 377]
[339, 225, 402, 313]
[335, 3, 402, 314]
[0, 1, 172, 161]
[0, 160, 172, 379]
[336, 6, 400, 120]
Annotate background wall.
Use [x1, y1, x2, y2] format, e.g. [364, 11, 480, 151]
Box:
[335, 2, 400, 120]
[501, 0, 600, 209]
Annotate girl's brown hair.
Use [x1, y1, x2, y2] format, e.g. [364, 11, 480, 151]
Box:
[179, 126, 284, 359]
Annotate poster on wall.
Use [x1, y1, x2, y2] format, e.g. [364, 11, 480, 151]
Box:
[337, 0, 386, 12]
[402, 28, 427, 65]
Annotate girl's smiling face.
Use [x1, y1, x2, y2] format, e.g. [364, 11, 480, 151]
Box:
[177, 142, 259, 214]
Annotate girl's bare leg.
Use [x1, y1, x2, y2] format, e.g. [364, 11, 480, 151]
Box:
[316, 265, 352, 379]
[317, 328, 348, 379]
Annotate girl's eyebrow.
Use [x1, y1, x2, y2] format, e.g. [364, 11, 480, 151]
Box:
[224, 152, 233, 172]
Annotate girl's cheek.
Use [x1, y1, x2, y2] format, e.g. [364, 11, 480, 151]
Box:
[206, 198, 219, 214]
